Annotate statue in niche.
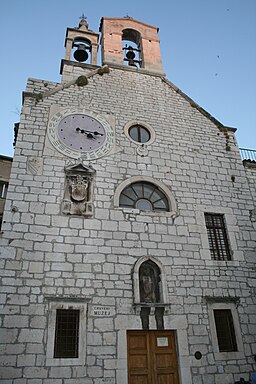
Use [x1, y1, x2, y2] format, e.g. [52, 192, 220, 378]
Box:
[62, 162, 95, 217]
[139, 261, 160, 303]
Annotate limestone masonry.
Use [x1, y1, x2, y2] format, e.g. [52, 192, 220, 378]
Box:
[0, 16, 255, 384]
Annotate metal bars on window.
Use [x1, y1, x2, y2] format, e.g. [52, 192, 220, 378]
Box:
[205, 213, 231, 261]
[214, 309, 237, 352]
[54, 309, 79, 358]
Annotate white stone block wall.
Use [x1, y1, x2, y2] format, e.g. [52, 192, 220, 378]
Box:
[0, 66, 255, 383]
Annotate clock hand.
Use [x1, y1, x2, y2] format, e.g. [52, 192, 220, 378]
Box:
[75, 128, 96, 140]
[86, 133, 96, 139]
[76, 127, 103, 136]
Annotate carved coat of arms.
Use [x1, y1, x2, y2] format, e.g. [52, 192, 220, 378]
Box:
[62, 162, 95, 217]
[70, 175, 88, 202]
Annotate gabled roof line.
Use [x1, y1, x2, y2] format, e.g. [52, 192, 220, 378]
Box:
[161, 77, 236, 132]
[23, 65, 110, 104]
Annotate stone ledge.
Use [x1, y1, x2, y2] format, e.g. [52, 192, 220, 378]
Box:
[102, 61, 165, 77]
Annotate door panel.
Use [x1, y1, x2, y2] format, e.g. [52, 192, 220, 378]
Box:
[128, 331, 150, 383]
[130, 376, 150, 384]
[127, 331, 179, 384]
[158, 374, 177, 384]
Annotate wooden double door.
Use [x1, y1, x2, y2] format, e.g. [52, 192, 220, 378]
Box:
[127, 330, 180, 384]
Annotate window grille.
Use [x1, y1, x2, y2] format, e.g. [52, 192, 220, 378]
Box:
[205, 213, 231, 260]
[119, 181, 169, 212]
[214, 309, 237, 352]
[54, 309, 79, 358]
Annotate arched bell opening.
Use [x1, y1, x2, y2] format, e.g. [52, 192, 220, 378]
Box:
[122, 28, 142, 68]
[72, 37, 92, 63]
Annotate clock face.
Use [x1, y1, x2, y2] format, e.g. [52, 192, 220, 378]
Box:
[58, 114, 106, 152]
[47, 108, 114, 160]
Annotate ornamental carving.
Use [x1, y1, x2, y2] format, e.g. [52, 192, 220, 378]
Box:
[62, 162, 95, 217]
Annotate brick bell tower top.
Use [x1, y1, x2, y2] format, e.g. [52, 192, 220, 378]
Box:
[99, 17, 164, 75]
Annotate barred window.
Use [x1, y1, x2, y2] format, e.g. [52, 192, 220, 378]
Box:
[205, 213, 231, 261]
[214, 309, 237, 352]
[54, 309, 79, 358]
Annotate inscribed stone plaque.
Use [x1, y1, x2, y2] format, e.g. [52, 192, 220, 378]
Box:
[91, 305, 112, 317]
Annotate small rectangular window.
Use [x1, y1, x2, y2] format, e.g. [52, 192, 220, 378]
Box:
[54, 309, 80, 358]
[214, 309, 237, 352]
[205, 213, 231, 260]
[0, 181, 8, 199]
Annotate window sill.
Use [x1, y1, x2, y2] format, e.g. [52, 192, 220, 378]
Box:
[213, 350, 245, 361]
[205, 259, 240, 267]
[46, 357, 85, 367]
[119, 206, 178, 218]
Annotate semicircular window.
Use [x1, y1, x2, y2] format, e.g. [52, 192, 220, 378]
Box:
[119, 182, 169, 212]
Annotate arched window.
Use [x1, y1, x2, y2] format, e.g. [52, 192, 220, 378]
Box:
[114, 176, 178, 217]
[119, 181, 169, 212]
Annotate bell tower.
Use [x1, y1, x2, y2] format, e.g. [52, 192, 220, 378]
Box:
[99, 17, 164, 75]
[60, 16, 99, 80]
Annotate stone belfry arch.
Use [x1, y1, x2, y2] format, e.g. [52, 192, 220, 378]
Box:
[99, 17, 164, 75]
[60, 16, 99, 79]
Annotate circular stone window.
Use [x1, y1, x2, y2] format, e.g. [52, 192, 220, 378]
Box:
[124, 120, 155, 145]
[129, 125, 150, 143]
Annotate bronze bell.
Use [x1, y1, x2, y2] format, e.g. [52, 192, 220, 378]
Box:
[126, 46, 136, 61]
[126, 46, 137, 66]
[74, 44, 88, 62]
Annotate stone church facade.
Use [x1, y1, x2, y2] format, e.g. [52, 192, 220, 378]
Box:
[0, 16, 255, 384]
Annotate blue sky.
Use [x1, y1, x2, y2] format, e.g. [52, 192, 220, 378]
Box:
[1, 0, 255, 157]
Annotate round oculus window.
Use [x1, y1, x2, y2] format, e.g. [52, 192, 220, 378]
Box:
[128, 125, 150, 144]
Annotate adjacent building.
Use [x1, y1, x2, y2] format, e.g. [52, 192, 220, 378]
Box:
[0, 16, 255, 384]
[0, 155, 12, 228]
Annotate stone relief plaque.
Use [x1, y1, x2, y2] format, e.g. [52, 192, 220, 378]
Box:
[62, 162, 95, 217]
[27, 157, 43, 175]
